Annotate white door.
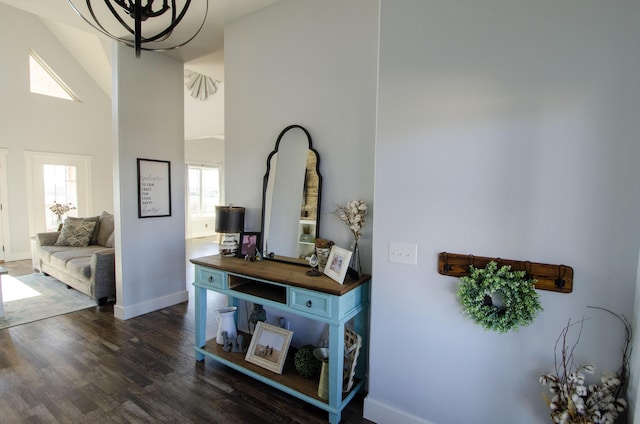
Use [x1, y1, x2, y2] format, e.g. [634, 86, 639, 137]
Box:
[186, 163, 221, 239]
[24, 151, 92, 236]
[0, 149, 7, 262]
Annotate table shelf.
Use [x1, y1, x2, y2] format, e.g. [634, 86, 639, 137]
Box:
[198, 335, 362, 405]
[228, 275, 287, 304]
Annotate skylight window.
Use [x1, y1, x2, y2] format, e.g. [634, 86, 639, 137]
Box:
[29, 50, 80, 102]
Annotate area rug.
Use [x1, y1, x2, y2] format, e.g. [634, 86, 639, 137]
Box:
[0, 273, 96, 330]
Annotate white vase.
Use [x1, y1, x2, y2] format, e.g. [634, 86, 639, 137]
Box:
[215, 306, 237, 345]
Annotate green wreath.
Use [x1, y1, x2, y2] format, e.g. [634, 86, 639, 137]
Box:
[457, 261, 542, 333]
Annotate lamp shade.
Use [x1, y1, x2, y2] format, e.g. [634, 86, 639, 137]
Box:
[215, 206, 245, 233]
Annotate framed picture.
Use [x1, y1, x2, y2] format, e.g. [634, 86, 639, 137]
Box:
[245, 321, 293, 374]
[324, 245, 352, 284]
[137, 158, 171, 218]
[237, 231, 261, 258]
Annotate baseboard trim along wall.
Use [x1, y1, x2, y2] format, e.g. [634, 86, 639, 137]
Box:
[114, 290, 189, 320]
[364, 396, 436, 424]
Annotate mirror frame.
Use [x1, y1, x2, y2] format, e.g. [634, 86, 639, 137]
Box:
[260, 124, 322, 265]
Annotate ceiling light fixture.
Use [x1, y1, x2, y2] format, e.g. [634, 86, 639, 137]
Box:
[67, 0, 208, 58]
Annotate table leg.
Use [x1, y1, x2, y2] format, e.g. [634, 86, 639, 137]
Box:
[194, 285, 207, 361]
[328, 322, 345, 423]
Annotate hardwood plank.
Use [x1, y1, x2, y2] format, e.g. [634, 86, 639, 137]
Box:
[0, 311, 372, 424]
[0, 244, 371, 423]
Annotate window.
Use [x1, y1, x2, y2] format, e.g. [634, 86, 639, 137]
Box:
[29, 50, 80, 102]
[188, 165, 220, 218]
[43, 164, 79, 230]
[25, 151, 92, 236]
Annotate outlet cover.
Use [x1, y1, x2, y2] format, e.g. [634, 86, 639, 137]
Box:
[389, 242, 417, 265]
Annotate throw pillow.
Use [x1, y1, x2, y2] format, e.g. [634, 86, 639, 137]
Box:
[95, 211, 114, 247]
[105, 233, 114, 248]
[55, 219, 97, 247]
[66, 216, 100, 244]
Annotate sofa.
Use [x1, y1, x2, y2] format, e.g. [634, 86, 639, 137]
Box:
[35, 211, 115, 305]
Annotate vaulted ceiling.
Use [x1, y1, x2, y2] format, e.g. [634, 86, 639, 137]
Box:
[0, 0, 279, 95]
[0, 0, 279, 62]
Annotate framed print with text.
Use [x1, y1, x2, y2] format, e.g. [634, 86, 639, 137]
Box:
[137, 158, 171, 218]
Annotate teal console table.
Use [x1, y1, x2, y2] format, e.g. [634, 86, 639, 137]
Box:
[190, 255, 370, 424]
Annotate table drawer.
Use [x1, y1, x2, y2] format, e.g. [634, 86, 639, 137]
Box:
[289, 287, 331, 318]
[197, 267, 226, 289]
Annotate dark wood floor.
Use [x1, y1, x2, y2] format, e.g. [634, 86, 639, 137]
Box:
[0, 241, 372, 424]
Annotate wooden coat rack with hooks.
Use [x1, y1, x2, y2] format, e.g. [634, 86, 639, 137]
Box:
[438, 252, 573, 293]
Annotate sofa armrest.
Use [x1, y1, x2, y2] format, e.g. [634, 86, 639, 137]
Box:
[91, 248, 116, 300]
[36, 232, 60, 247]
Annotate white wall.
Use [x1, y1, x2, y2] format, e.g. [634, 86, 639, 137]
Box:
[112, 44, 188, 319]
[366, 1, 640, 424]
[184, 56, 225, 142]
[184, 81, 225, 140]
[0, 4, 113, 260]
[631, 249, 640, 421]
[184, 52, 225, 238]
[225, 0, 378, 264]
[224, 0, 378, 347]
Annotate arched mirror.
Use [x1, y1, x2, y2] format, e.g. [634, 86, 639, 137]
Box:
[261, 125, 321, 265]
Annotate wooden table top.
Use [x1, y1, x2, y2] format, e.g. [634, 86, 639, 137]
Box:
[190, 255, 369, 296]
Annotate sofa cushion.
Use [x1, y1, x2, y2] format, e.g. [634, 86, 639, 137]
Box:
[94, 211, 114, 247]
[39, 245, 74, 263]
[55, 219, 97, 247]
[66, 257, 93, 280]
[48, 247, 106, 269]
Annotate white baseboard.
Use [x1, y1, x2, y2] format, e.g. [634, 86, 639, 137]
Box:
[114, 290, 189, 320]
[364, 396, 436, 424]
[4, 251, 32, 262]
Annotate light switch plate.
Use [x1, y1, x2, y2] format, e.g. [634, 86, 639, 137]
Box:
[389, 242, 418, 265]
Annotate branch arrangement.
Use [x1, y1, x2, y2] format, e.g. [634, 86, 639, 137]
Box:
[540, 307, 631, 424]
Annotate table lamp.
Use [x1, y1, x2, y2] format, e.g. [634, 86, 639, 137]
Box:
[215, 205, 245, 257]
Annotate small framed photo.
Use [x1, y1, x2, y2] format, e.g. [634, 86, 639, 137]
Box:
[237, 231, 261, 258]
[323, 245, 352, 284]
[245, 321, 293, 374]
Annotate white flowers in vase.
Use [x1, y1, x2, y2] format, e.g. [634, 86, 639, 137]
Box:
[49, 202, 76, 227]
[334, 200, 368, 241]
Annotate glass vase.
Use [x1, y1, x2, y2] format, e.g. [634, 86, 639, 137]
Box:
[347, 240, 361, 280]
[316, 247, 331, 272]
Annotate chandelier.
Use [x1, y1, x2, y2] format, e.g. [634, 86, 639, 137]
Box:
[67, 0, 208, 57]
